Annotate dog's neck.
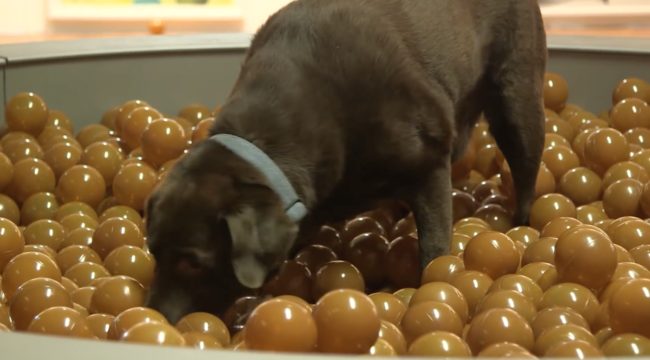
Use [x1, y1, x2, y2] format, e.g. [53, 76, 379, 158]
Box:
[209, 133, 308, 222]
[208, 53, 342, 212]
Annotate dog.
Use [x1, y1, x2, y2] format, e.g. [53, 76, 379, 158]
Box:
[145, 0, 547, 323]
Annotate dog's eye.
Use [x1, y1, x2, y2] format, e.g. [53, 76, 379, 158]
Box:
[175, 254, 204, 277]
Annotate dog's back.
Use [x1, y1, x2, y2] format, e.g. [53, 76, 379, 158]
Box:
[220, 0, 545, 207]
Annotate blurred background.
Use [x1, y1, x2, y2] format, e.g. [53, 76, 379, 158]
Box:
[0, 0, 649, 44]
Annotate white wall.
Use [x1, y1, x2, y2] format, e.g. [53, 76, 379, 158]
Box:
[0, 0, 292, 36]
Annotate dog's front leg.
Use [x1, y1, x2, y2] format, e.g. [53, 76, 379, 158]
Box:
[410, 159, 453, 270]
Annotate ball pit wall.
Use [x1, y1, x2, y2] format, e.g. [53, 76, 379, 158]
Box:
[1, 34, 650, 125]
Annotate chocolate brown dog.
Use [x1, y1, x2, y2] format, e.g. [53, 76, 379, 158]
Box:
[145, 0, 546, 322]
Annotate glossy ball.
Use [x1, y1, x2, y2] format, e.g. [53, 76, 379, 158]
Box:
[121, 321, 185, 346]
[465, 308, 534, 354]
[344, 232, 389, 287]
[0, 217, 24, 271]
[401, 301, 464, 342]
[64, 262, 110, 287]
[410, 282, 469, 323]
[531, 306, 590, 338]
[91, 217, 144, 259]
[244, 298, 317, 352]
[90, 276, 145, 316]
[20, 192, 59, 225]
[6, 158, 56, 204]
[449, 270, 494, 318]
[558, 167, 603, 205]
[603, 178, 644, 218]
[175, 311, 230, 346]
[533, 323, 598, 355]
[610, 98, 650, 131]
[27, 306, 94, 338]
[112, 163, 157, 211]
[544, 339, 604, 358]
[540, 283, 600, 327]
[312, 260, 365, 300]
[109, 306, 167, 340]
[5, 92, 48, 135]
[104, 245, 155, 288]
[23, 219, 66, 251]
[2, 251, 61, 300]
[9, 277, 71, 330]
[609, 278, 650, 337]
[408, 331, 472, 357]
[555, 225, 617, 291]
[141, 119, 186, 168]
[584, 128, 630, 175]
[530, 193, 577, 230]
[80, 141, 124, 186]
[312, 289, 380, 354]
[463, 231, 520, 279]
[601, 333, 650, 356]
[613, 77, 650, 104]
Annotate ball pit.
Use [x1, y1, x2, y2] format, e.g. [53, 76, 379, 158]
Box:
[1, 69, 650, 359]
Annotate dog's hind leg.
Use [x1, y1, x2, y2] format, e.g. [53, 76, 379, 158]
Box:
[409, 160, 453, 269]
[483, 12, 546, 226]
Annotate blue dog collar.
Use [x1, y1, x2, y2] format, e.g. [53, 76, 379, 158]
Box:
[210, 133, 308, 223]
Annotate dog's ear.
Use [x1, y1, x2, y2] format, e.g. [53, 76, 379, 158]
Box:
[225, 203, 298, 289]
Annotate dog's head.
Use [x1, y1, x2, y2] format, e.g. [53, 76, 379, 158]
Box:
[144, 141, 299, 323]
